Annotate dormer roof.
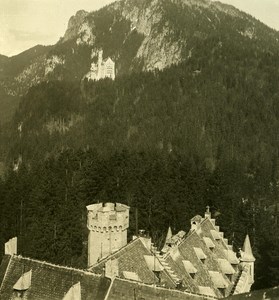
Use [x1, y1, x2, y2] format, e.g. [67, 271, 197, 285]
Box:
[0, 255, 111, 299]
[13, 270, 32, 291]
[63, 282, 81, 300]
[209, 271, 229, 289]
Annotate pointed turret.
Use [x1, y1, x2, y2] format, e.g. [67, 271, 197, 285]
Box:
[165, 226, 173, 245]
[161, 226, 173, 253]
[240, 235, 255, 262]
[240, 234, 255, 289]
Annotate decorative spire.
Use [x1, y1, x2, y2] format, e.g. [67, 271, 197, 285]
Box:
[161, 226, 173, 253]
[240, 235, 255, 262]
[165, 226, 173, 244]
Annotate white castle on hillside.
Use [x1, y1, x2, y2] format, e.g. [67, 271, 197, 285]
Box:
[87, 50, 115, 81]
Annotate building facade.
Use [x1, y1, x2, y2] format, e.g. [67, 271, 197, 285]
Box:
[87, 50, 116, 81]
[0, 203, 256, 299]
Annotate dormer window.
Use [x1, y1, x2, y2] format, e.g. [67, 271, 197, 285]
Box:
[210, 230, 221, 241]
[193, 247, 207, 264]
[209, 271, 228, 296]
[225, 249, 240, 266]
[183, 260, 197, 279]
[123, 271, 141, 282]
[13, 270, 32, 298]
[63, 282, 81, 300]
[218, 259, 235, 282]
[203, 237, 215, 251]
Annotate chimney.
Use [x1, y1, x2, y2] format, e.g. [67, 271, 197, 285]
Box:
[205, 206, 211, 219]
[5, 237, 17, 255]
[105, 259, 119, 279]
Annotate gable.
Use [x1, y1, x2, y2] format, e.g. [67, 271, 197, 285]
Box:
[90, 238, 175, 288]
[0, 256, 110, 300]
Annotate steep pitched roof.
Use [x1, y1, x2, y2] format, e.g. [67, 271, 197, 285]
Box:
[0, 255, 110, 300]
[90, 237, 175, 288]
[227, 286, 279, 299]
[198, 286, 217, 298]
[160, 216, 242, 298]
[209, 271, 229, 289]
[241, 235, 255, 262]
[106, 278, 215, 300]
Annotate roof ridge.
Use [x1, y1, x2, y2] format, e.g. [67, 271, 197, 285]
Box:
[0, 255, 12, 293]
[114, 277, 218, 299]
[13, 255, 99, 276]
[90, 237, 146, 268]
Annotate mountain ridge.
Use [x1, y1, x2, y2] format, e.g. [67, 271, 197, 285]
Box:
[0, 0, 278, 103]
[1, 0, 279, 289]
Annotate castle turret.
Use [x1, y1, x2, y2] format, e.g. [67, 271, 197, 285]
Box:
[97, 50, 103, 79]
[240, 235, 255, 290]
[87, 202, 130, 267]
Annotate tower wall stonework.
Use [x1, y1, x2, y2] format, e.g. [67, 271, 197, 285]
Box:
[87, 203, 129, 267]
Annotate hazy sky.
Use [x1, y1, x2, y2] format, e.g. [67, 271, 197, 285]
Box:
[0, 0, 279, 57]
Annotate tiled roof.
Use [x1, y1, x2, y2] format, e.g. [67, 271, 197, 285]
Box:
[224, 249, 240, 265]
[194, 247, 207, 260]
[182, 260, 197, 274]
[159, 216, 243, 298]
[0, 255, 111, 300]
[209, 271, 229, 289]
[106, 278, 215, 300]
[227, 286, 279, 299]
[211, 230, 221, 240]
[0, 255, 11, 286]
[203, 237, 216, 249]
[218, 259, 235, 275]
[122, 271, 141, 281]
[90, 238, 175, 288]
[144, 255, 164, 272]
[198, 286, 217, 298]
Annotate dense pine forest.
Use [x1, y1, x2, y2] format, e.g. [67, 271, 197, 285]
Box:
[0, 149, 279, 289]
[1, 0, 279, 292]
[0, 41, 279, 289]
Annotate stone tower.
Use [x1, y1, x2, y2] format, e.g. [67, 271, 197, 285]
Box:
[87, 202, 130, 267]
[97, 50, 103, 79]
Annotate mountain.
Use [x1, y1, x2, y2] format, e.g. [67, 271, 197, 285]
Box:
[0, 45, 52, 125]
[3, 0, 278, 161]
[1, 0, 279, 125]
[0, 54, 8, 64]
[1, 0, 279, 289]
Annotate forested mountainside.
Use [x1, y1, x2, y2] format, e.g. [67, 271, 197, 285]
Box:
[0, 46, 51, 125]
[1, 0, 279, 123]
[1, 0, 279, 291]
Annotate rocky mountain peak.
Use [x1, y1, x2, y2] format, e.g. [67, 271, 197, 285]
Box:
[63, 10, 89, 42]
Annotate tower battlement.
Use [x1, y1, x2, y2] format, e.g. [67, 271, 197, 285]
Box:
[87, 203, 129, 232]
[87, 203, 130, 267]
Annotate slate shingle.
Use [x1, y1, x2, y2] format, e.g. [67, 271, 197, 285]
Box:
[0, 255, 110, 300]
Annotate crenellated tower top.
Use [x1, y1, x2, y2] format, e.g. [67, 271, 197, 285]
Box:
[87, 202, 129, 233]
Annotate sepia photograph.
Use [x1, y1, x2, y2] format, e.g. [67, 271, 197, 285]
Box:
[0, 0, 279, 299]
